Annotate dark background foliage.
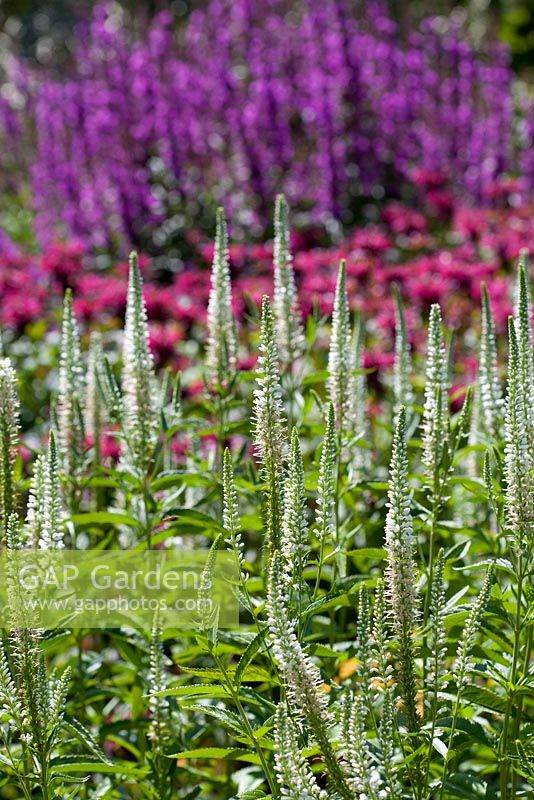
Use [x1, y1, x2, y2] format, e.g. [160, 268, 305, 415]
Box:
[0, 0, 191, 65]
[2, 0, 534, 70]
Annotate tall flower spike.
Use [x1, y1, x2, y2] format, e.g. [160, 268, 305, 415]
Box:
[454, 564, 494, 691]
[0, 639, 23, 730]
[252, 296, 288, 550]
[478, 284, 503, 438]
[392, 284, 413, 413]
[196, 535, 223, 631]
[273, 194, 305, 370]
[515, 249, 532, 316]
[328, 260, 354, 434]
[25, 432, 64, 550]
[8, 629, 49, 753]
[384, 406, 419, 731]
[352, 313, 370, 470]
[206, 207, 238, 388]
[339, 692, 378, 799]
[25, 455, 45, 548]
[281, 428, 309, 571]
[222, 448, 245, 573]
[122, 252, 157, 471]
[504, 318, 534, 551]
[515, 255, 534, 447]
[355, 586, 373, 697]
[85, 331, 105, 463]
[267, 553, 354, 800]
[148, 624, 170, 750]
[377, 691, 403, 800]
[274, 704, 328, 800]
[440, 565, 494, 796]
[6, 512, 23, 551]
[422, 303, 449, 475]
[101, 356, 124, 424]
[314, 403, 337, 546]
[266, 553, 328, 722]
[0, 358, 19, 538]
[372, 579, 393, 688]
[426, 548, 447, 720]
[57, 289, 85, 479]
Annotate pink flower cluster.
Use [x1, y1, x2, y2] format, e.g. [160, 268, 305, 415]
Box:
[0, 198, 529, 375]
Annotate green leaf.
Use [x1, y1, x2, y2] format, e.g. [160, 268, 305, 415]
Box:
[161, 509, 224, 532]
[235, 629, 267, 686]
[300, 370, 329, 387]
[151, 684, 231, 699]
[167, 747, 261, 765]
[436, 717, 495, 749]
[345, 547, 387, 561]
[63, 716, 111, 764]
[149, 470, 185, 491]
[69, 512, 139, 528]
[175, 664, 274, 683]
[462, 686, 507, 714]
[184, 704, 247, 736]
[50, 756, 147, 777]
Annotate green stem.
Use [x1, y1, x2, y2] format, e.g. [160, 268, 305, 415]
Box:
[40, 758, 50, 800]
[0, 726, 32, 799]
[216, 394, 226, 470]
[313, 538, 325, 601]
[75, 631, 87, 724]
[511, 622, 533, 796]
[399, 624, 420, 734]
[439, 687, 463, 800]
[500, 554, 525, 800]
[423, 639, 441, 797]
[143, 479, 152, 550]
[331, 433, 342, 586]
[309, 712, 353, 800]
[212, 649, 279, 798]
[286, 371, 296, 432]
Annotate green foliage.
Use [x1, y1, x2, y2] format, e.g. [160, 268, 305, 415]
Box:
[0, 215, 532, 800]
